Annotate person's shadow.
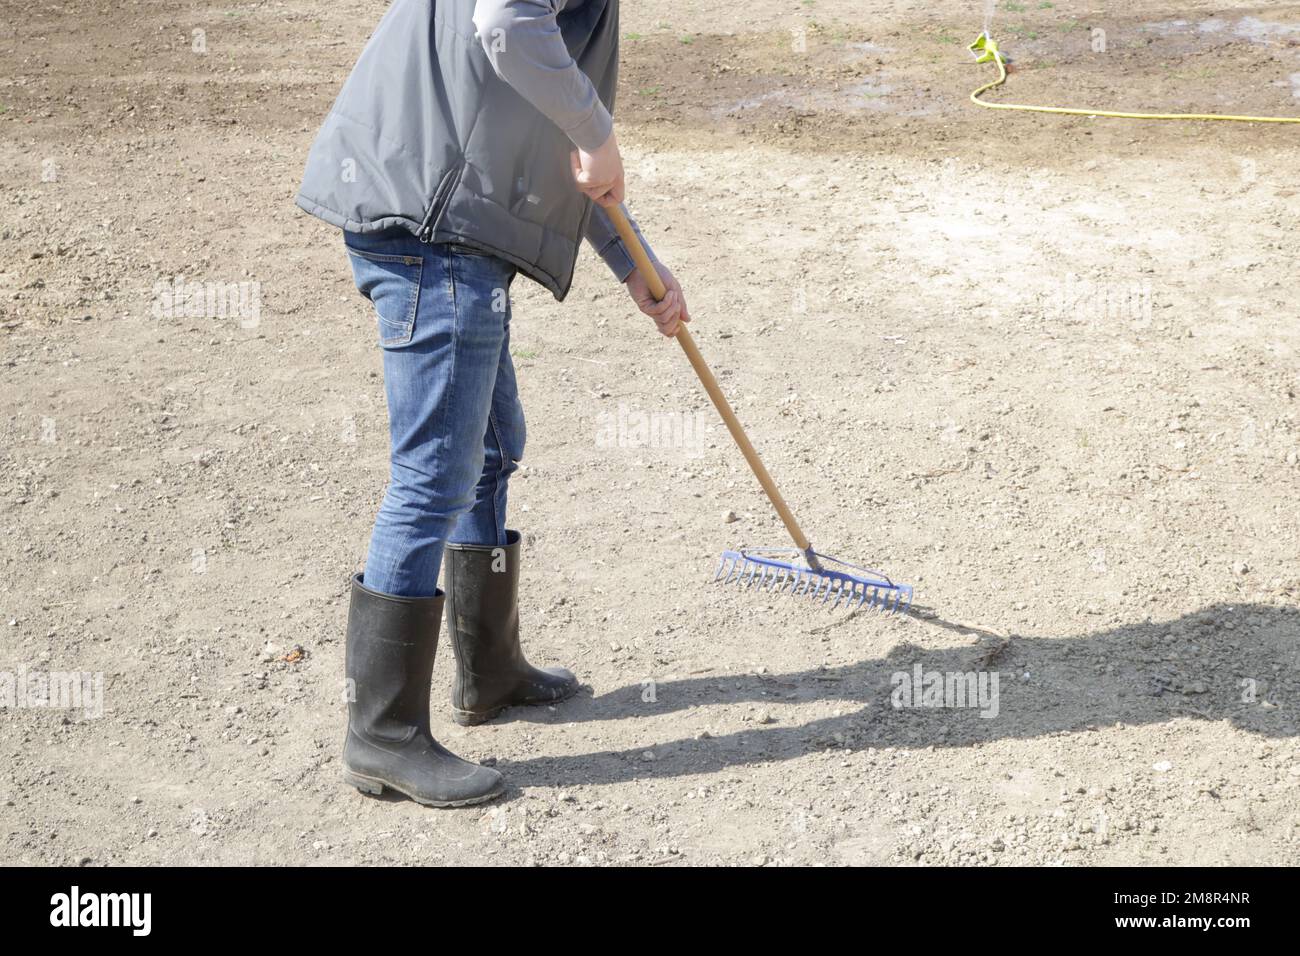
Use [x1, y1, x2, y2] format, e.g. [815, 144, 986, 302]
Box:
[496, 603, 1299, 788]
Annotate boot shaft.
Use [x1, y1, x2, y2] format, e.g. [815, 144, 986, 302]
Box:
[443, 531, 524, 678]
[345, 574, 443, 741]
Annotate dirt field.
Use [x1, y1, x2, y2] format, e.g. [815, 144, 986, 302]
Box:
[2, 0, 1298, 866]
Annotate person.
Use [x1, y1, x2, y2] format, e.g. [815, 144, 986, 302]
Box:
[294, 0, 690, 807]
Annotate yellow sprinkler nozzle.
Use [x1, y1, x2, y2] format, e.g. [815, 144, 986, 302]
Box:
[968, 32, 1001, 64]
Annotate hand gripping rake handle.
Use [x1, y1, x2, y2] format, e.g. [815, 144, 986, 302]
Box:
[607, 203, 822, 571]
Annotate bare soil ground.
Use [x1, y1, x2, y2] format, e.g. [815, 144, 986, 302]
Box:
[2, 0, 1298, 865]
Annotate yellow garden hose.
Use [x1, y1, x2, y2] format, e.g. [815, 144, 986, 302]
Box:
[968, 32, 1300, 124]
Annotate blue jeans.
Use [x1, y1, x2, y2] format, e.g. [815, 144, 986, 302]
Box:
[345, 229, 524, 597]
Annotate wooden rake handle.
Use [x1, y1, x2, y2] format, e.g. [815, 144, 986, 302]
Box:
[606, 202, 815, 557]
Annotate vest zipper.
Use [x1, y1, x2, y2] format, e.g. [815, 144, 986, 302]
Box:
[419, 162, 465, 244]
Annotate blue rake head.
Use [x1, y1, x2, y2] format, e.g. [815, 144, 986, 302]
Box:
[714, 548, 913, 613]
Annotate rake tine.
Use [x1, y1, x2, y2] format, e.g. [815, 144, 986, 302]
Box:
[729, 559, 745, 585]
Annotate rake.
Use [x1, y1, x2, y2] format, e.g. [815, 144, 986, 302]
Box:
[607, 204, 914, 613]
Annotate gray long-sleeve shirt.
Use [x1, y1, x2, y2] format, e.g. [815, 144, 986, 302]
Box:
[473, 0, 654, 281]
[473, 0, 614, 152]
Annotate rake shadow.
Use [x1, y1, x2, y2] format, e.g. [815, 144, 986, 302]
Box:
[497, 603, 1299, 789]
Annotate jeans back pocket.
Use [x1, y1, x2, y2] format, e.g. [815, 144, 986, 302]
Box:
[346, 247, 423, 348]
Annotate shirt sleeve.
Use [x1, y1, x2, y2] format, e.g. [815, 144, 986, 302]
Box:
[473, 0, 614, 151]
[584, 202, 659, 282]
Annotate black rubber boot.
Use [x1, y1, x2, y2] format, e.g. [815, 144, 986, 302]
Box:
[342, 574, 504, 807]
[444, 531, 580, 725]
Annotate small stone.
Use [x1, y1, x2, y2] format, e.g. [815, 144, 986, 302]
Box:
[640, 750, 657, 762]
[722, 510, 739, 523]
[1152, 760, 1173, 773]
[1233, 562, 1249, 576]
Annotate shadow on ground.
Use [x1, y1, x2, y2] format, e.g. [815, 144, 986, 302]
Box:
[499, 603, 1298, 788]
